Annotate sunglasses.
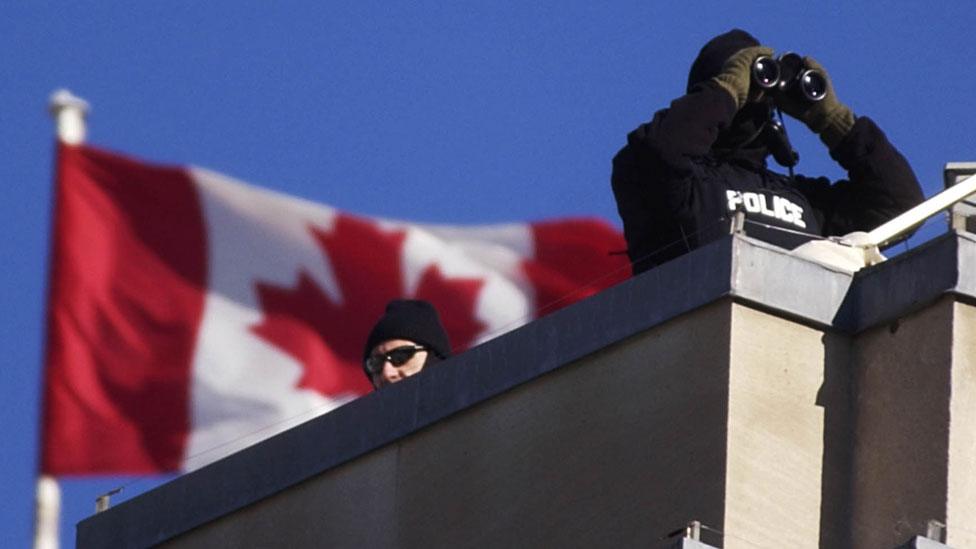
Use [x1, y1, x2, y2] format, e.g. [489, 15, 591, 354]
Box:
[365, 345, 428, 375]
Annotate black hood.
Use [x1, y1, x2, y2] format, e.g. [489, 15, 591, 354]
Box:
[688, 29, 771, 167]
[687, 29, 760, 93]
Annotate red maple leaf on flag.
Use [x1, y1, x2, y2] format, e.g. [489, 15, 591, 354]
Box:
[251, 214, 487, 396]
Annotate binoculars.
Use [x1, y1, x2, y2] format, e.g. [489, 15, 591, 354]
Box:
[751, 53, 827, 102]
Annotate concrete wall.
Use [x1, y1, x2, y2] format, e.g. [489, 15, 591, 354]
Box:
[850, 298, 952, 548]
[726, 304, 849, 549]
[946, 301, 976, 548]
[849, 297, 976, 548]
[166, 301, 735, 549]
[164, 297, 976, 549]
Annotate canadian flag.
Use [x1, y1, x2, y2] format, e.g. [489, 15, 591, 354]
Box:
[41, 143, 629, 475]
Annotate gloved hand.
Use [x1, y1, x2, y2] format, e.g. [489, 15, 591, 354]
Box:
[710, 45, 774, 110]
[776, 56, 855, 150]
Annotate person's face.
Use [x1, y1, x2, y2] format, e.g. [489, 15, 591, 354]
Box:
[367, 338, 429, 389]
[715, 100, 771, 151]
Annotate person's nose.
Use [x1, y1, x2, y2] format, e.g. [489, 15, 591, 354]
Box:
[381, 361, 402, 384]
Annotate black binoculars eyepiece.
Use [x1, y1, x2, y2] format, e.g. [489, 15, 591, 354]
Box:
[751, 53, 827, 102]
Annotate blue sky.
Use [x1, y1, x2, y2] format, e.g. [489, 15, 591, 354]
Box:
[2, 3, 973, 547]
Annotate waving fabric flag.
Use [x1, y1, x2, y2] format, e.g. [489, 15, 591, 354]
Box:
[41, 143, 629, 475]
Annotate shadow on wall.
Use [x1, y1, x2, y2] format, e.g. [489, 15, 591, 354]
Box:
[817, 333, 853, 549]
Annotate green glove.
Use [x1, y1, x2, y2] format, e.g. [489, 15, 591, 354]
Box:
[710, 46, 774, 110]
[776, 56, 855, 150]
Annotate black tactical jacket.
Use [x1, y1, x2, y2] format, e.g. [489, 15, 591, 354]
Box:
[611, 82, 924, 275]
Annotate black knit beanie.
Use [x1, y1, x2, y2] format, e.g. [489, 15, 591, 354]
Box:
[687, 29, 761, 93]
[362, 299, 451, 365]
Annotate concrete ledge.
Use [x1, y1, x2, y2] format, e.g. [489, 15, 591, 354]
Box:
[899, 536, 953, 549]
[729, 237, 853, 327]
[835, 232, 976, 332]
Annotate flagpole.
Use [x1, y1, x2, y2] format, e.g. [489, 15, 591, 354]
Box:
[36, 89, 90, 549]
[33, 476, 61, 549]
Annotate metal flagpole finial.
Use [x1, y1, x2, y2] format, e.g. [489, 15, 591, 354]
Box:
[48, 89, 90, 145]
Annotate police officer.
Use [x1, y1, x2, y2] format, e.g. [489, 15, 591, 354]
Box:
[362, 299, 451, 389]
[611, 29, 924, 275]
